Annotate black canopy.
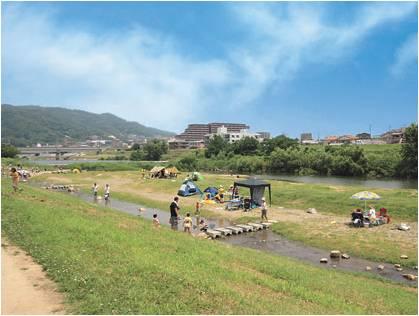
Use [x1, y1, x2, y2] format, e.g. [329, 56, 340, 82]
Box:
[234, 178, 272, 206]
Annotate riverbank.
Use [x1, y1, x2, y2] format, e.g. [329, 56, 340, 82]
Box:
[32, 171, 418, 266]
[2, 182, 417, 314]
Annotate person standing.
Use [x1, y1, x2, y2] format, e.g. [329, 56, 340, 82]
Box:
[195, 201, 201, 228]
[152, 214, 160, 228]
[10, 167, 19, 192]
[183, 213, 193, 234]
[261, 197, 268, 221]
[92, 183, 99, 200]
[169, 197, 180, 230]
[104, 184, 110, 205]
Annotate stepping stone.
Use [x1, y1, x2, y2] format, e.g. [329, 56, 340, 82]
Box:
[214, 228, 233, 236]
[225, 226, 243, 234]
[402, 274, 418, 281]
[365, 266, 372, 271]
[267, 220, 278, 223]
[320, 258, 328, 263]
[394, 264, 401, 269]
[206, 229, 222, 239]
[396, 267, 403, 272]
[260, 222, 272, 229]
[341, 253, 350, 259]
[248, 223, 263, 231]
[400, 255, 408, 259]
[377, 265, 385, 271]
[330, 250, 341, 258]
[236, 224, 254, 232]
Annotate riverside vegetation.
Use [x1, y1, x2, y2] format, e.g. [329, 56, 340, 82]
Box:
[171, 123, 418, 179]
[2, 180, 418, 314]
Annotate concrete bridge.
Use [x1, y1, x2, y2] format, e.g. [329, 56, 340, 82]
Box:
[18, 147, 102, 160]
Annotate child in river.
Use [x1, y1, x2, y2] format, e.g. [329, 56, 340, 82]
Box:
[183, 213, 193, 234]
[152, 214, 160, 228]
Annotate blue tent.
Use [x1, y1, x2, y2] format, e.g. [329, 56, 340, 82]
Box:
[178, 180, 202, 197]
[203, 187, 218, 199]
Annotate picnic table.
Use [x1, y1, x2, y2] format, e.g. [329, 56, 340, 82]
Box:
[225, 199, 243, 211]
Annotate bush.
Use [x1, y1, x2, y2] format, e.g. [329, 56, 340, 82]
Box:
[1, 144, 19, 158]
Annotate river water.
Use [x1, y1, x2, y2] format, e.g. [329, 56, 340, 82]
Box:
[26, 159, 418, 189]
[33, 182, 417, 286]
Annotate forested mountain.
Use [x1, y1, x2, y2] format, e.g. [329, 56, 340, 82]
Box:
[1, 104, 174, 146]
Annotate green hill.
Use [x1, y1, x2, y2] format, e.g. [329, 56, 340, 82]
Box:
[1, 104, 174, 146]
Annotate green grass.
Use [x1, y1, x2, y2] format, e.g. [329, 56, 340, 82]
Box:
[69, 171, 417, 221]
[30, 171, 418, 266]
[2, 180, 417, 314]
[271, 222, 418, 267]
[269, 181, 417, 221]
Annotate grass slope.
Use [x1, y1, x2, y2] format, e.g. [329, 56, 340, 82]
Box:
[2, 181, 417, 314]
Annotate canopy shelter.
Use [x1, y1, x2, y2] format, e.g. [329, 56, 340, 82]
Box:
[234, 178, 271, 207]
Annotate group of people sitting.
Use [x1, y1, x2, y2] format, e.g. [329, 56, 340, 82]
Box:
[351, 206, 391, 227]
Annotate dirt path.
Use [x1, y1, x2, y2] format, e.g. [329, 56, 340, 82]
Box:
[1, 241, 65, 315]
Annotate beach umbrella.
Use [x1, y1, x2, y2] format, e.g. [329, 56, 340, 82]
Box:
[351, 191, 381, 211]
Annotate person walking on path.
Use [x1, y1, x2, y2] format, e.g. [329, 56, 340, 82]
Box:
[10, 167, 19, 193]
[183, 213, 193, 234]
[169, 197, 180, 230]
[261, 197, 268, 221]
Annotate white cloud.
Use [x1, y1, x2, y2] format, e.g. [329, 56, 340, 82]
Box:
[226, 2, 417, 107]
[390, 34, 418, 77]
[2, 2, 416, 131]
[2, 5, 232, 132]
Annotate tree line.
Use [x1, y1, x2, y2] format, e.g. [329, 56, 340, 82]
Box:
[175, 123, 418, 179]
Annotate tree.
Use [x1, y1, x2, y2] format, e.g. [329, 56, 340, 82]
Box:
[1, 144, 19, 158]
[232, 137, 260, 155]
[399, 123, 418, 178]
[130, 150, 144, 161]
[205, 135, 229, 158]
[131, 143, 141, 151]
[261, 135, 298, 155]
[143, 139, 168, 161]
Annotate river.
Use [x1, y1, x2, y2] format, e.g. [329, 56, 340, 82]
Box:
[28, 159, 417, 189]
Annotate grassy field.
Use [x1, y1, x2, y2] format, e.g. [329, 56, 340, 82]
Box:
[271, 221, 417, 267]
[2, 180, 417, 314]
[32, 170, 418, 266]
[35, 170, 417, 221]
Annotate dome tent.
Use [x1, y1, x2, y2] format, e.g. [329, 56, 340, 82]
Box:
[178, 180, 202, 197]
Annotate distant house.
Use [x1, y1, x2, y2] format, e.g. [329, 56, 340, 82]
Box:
[356, 133, 371, 140]
[380, 128, 406, 144]
[300, 133, 319, 145]
[323, 136, 338, 144]
[338, 135, 358, 144]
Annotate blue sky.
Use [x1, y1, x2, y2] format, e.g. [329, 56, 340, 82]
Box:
[2, 1, 418, 138]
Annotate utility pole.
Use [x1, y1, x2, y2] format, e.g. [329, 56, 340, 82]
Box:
[369, 124, 372, 137]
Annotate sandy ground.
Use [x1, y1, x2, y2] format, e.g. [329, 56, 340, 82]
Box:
[1, 241, 65, 315]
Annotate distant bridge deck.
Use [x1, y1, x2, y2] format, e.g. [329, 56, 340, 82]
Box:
[18, 147, 102, 155]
